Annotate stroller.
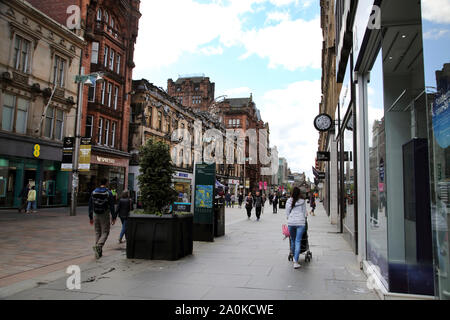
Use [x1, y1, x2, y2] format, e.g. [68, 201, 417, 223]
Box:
[287, 219, 312, 263]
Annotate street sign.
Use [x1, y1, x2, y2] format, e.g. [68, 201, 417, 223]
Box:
[317, 151, 330, 161]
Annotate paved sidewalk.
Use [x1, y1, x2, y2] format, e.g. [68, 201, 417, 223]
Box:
[1, 203, 378, 300]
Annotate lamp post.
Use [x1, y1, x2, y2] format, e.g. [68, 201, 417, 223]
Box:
[70, 68, 103, 216]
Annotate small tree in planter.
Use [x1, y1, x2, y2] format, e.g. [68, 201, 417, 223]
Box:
[127, 139, 193, 260]
[138, 138, 177, 214]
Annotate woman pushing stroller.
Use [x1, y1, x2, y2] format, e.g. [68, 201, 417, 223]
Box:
[285, 187, 307, 269]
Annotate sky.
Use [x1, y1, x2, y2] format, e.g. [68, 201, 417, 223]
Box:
[133, 0, 323, 180]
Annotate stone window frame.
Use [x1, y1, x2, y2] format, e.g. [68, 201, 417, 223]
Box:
[0, 91, 30, 135]
[43, 105, 65, 141]
[8, 26, 38, 75]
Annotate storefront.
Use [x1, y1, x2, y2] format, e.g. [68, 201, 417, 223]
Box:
[345, 0, 449, 298]
[228, 179, 240, 197]
[173, 171, 193, 204]
[0, 134, 68, 208]
[77, 151, 129, 204]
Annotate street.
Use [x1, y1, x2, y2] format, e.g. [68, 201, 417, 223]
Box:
[0, 203, 378, 300]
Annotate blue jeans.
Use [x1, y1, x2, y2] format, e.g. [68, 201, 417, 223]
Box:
[26, 201, 36, 211]
[119, 217, 127, 241]
[289, 225, 306, 263]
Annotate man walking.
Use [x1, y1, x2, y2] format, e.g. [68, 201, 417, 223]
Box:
[273, 193, 278, 213]
[18, 182, 30, 213]
[88, 178, 116, 259]
[254, 191, 263, 221]
[238, 192, 244, 208]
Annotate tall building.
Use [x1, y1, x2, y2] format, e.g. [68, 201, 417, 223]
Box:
[27, 0, 142, 203]
[0, 0, 84, 209]
[167, 75, 215, 112]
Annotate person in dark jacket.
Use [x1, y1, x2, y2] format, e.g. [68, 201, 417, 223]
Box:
[254, 191, 263, 221]
[18, 183, 30, 213]
[116, 190, 133, 243]
[245, 192, 253, 219]
[88, 178, 116, 259]
[238, 192, 244, 208]
[273, 193, 279, 213]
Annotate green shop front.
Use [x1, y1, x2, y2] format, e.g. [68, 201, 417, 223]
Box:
[0, 134, 68, 209]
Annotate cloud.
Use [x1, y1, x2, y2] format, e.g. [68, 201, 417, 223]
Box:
[423, 28, 450, 40]
[258, 80, 321, 179]
[422, 0, 450, 24]
[239, 16, 322, 70]
[134, 0, 321, 72]
[265, 11, 291, 24]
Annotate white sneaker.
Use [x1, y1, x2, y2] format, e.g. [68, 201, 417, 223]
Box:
[294, 262, 301, 269]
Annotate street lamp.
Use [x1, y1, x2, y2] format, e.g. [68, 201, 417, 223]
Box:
[70, 68, 103, 216]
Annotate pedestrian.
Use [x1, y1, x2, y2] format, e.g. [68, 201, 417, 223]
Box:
[254, 191, 263, 221]
[26, 186, 37, 214]
[286, 187, 307, 269]
[225, 192, 231, 208]
[116, 190, 133, 244]
[269, 193, 273, 205]
[18, 182, 30, 213]
[262, 193, 266, 214]
[231, 194, 235, 208]
[310, 194, 316, 216]
[273, 193, 278, 213]
[245, 192, 253, 219]
[238, 192, 244, 208]
[88, 178, 116, 259]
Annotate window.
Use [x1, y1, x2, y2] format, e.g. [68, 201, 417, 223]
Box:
[104, 11, 109, 23]
[147, 107, 152, 128]
[178, 97, 183, 104]
[114, 86, 119, 109]
[96, 9, 102, 21]
[98, 118, 103, 145]
[104, 46, 109, 67]
[13, 35, 30, 73]
[101, 82, 106, 105]
[55, 109, 64, 140]
[158, 111, 162, 130]
[16, 98, 29, 134]
[111, 18, 115, 29]
[53, 55, 66, 87]
[104, 120, 110, 146]
[44, 106, 54, 138]
[91, 42, 99, 64]
[2, 94, 15, 131]
[168, 117, 171, 134]
[86, 115, 93, 138]
[116, 54, 121, 74]
[88, 83, 96, 102]
[107, 83, 112, 107]
[109, 49, 115, 70]
[111, 122, 116, 147]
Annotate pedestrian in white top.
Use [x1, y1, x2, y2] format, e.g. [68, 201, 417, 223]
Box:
[285, 187, 307, 269]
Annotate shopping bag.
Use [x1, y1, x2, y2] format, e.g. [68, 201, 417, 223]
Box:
[282, 224, 290, 239]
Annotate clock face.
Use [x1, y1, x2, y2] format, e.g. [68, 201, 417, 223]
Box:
[314, 114, 332, 132]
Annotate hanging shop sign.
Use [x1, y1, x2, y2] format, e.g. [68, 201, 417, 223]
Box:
[317, 151, 330, 161]
[61, 137, 75, 171]
[313, 113, 333, 132]
[79, 138, 91, 171]
[264, 181, 267, 190]
[432, 89, 450, 148]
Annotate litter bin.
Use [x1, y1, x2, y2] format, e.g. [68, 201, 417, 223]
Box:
[214, 198, 225, 237]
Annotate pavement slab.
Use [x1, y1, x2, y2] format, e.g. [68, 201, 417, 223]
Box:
[1, 203, 379, 300]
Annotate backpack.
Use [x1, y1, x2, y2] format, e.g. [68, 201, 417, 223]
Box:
[92, 189, 110, 214]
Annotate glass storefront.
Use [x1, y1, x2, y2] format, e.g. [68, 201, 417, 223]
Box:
[422, 4, 450, 300]
[0, 156, 68, 208]
[78, 163, 126, 204]
[174, 178, 192, 203]
[343, 114, 355, 250]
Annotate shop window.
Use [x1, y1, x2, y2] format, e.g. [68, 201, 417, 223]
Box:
[91, 42, 99, 64]
[86, 115, 93, 138]
[53, 55, 66, 87]
[13, 35, 30, 73]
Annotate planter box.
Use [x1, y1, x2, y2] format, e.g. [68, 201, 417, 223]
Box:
[126, 213, 193, 260]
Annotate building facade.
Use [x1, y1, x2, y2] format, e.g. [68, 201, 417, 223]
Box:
[27, 0, 142, 204]
[0, 0, 84, 208]
[167, 76, 215, 112]
[320, 0, 450, 299]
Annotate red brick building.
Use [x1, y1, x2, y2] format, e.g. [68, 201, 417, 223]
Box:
[27, 0, 141, 203]
[167, 76, 215, 112]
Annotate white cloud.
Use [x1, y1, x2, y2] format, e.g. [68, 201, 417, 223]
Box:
[134, 0, 321, 73]
[422, 0, 450, 24]
[423, 29, 450, 40]
[258, 80, 321, 179]
[265, 11, 291, 24]
[239, 17, 322, 70]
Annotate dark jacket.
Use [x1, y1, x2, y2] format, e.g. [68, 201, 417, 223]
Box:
[116, 198, 134, 219]
[245, 196, 253, 208]
[254, 195, 263, 208]
[88, 187, 115, 220]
